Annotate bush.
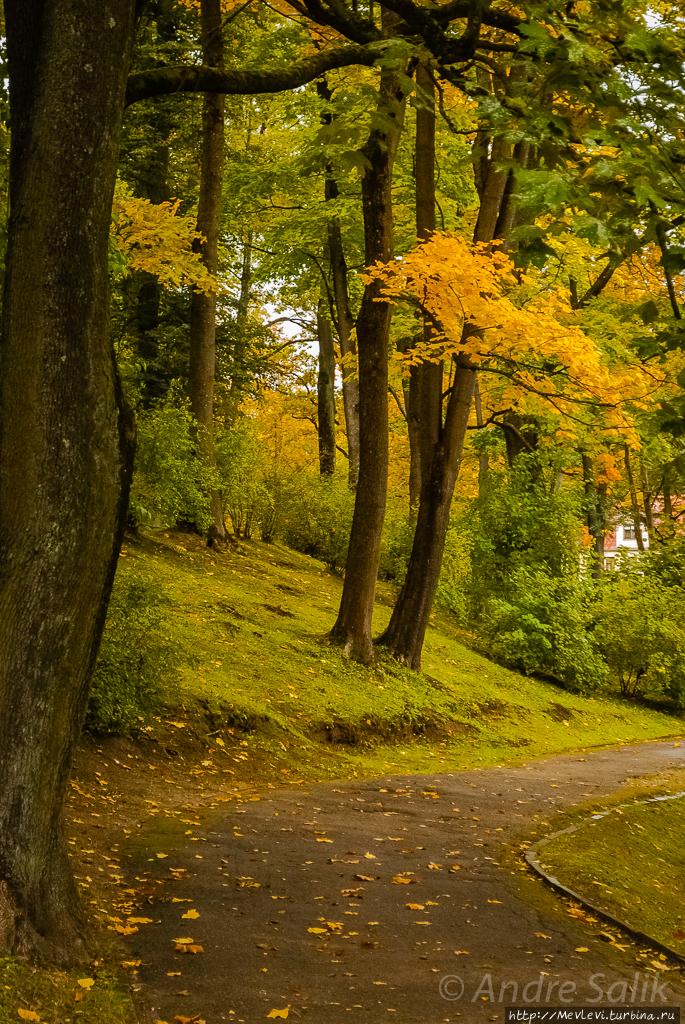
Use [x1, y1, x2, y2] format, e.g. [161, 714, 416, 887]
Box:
[592, 577, 685, 704]
[216, 420, 269, 539]
[483, 569, 607, 692]
[130, 395, 214, 529]
[279, 473, 355, 572]
[87, 574, 179, 732]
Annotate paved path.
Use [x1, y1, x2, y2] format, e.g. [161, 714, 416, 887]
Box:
[123, 741, 685, 1024]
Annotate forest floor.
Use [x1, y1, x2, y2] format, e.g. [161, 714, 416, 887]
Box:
[3, 532, 685, 1023]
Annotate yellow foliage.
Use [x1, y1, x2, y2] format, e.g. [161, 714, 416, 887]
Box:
[367, 233, 658, 443]
[111, 181, 220, 295]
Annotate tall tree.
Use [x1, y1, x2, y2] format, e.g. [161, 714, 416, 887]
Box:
[316, 296, 337, 475]
[188, 0, 226, 543]
[329, 55, 406, 663]
[0, 0, 141, 963]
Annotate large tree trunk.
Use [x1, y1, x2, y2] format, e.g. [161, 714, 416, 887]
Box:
[317, 298, 337, 476]
[329, 63, 405, 664]
[188, 0, 226, 543]
[0, 0, 139, 964]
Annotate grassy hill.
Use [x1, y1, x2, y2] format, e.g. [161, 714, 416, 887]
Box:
[93, 527, 684, 780]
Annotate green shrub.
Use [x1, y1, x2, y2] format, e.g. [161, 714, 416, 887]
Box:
[279, 473, 355, 572]
[130, 394, 213, 529]
[593, 577, 685, 703]
[87, 574, 179, 733]
[483, 569, 607, 692]
[216, 420, 269, 539]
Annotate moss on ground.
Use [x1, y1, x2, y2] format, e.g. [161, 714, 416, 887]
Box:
[537, 792, 685, 955]
[107, 529, 683, 781]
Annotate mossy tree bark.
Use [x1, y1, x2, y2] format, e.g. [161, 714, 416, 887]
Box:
[0, 0, 140, 964]
[317, 299, 337, 477]
[188, 0, 226, 544]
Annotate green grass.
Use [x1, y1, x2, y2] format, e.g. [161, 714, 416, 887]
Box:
[105, 529, 684, 779]
[0, 956, 135, 1024]
[537, 794, 685, 955]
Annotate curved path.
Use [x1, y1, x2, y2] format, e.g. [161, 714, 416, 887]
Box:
[124, 741, 685, 1023]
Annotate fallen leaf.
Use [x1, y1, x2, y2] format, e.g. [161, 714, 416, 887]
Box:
[364, 853, 377, 860]
[167, 972, 181, 976]
[487, 900, 502, 904]
[18, 1011, 40, 1022]
[325, 921, 343, 931]
[575, 947, 589, 953]
[156, 853, 168, 859]
[427, 863, 442, 870]
[176, 944, 204, 954]
[353, 874, 375, 882]
[128, 917, 154, 924]
[74, 993, 83, 1002]
[674, 930, 685, 940]
[454, 950, 469, 955]
[182, 909, 200, 919]
[266, 1009, 290, 1019]
[449, 865, 461, 872]
[121, 960, 142, 967]
[392, 876, 416, 884]
[173, 937, 194, 944]
[316, 839, 333, 843]
[308, 927, 327, 934]
[406, 904, 425, 910]
[115, 924, 139, 935]
[535, 933, 551, 939]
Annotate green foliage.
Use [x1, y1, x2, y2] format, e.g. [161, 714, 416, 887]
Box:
[216, 419, 270, 539]
[484, 570, 607, 693]
[279, 473, 355, 572]
[88, 575, 178, 733]
[593, 575, 685, 704]
[130, 395, 214, 529]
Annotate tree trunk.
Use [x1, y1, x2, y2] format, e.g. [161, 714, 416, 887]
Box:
[377, 63, 476, 670]
[474, 377, 489, 496]
[188, 0, 226, 543]
[623, 444, 644, 552]
[326, 177, 360, 488]
[640, 460, 655, 546]
[0, 0, 139, 964]
[378, 360, 475, 668]
[317, 298, 337, 476]
[582, 454, 607, 578]
[329, 63, 405, 663]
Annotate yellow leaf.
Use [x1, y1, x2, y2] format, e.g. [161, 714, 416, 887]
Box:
[454, 950, 469, 955]
[121, 960, 142, 967]
[156, 853, 168, 859]
[535, 933, 551, 939]
[115, 924, 139, 935]
[392, 876, 416, 884]
[353, 874, 374, 881]
[316, 838, 333, 843]
[182, 909, 200, 919]
[77, 979, 95, 989]
[575, 947, 589, 953]
[18, 1011, 40, 1022]
[427, 863, 442, 870]
[215, 737, 225, 746]
[167, 972, 181, 976]
[406, 904, 425, 910]
[172, 937, 194, 944]
[487, 900, 502, 904]
[266, 1009, 290, 1019]
[364, 852, 376, 860]
[307, 927, 327, 934]
[128, 917, 154, 924]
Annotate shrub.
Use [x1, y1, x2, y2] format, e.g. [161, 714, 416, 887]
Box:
[279, 472, 355, 572]
[130, 395, 213, 529]
[87, 574, 179, 732]
[216, 420, 269, 538]
[592, 577, 685, 703]
[483, 569, 607, 692]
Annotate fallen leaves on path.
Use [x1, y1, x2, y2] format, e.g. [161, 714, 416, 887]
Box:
[266, 1008, 289, 1019]
[18, 1011, 40, 1022]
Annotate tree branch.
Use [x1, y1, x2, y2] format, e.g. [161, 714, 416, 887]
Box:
[125, 41, 395, 105]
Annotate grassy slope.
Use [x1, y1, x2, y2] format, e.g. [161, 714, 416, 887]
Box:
[117, 529, 683, 779]
[537, 794, 685, 955]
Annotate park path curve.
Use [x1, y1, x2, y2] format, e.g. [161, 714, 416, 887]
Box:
[124, 740, 685, 1024]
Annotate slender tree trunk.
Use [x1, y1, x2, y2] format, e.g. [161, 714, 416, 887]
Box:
[326, 179, 360, 487]
[0, 0, 139, 964]
[623, 445, 645, 552]
[329, 63, 405, 663]
[188, 0, 225, 543]
[317, 298, 336, 476]
[474, 378, 489, 496]
[582, 454, 606, 577]
[640, 460, 655, 545]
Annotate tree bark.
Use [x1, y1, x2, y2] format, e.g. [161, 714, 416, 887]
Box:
[377, 63, 476, 670]
[329, 62, 405, 664]
[188, 0, 226, 543]
[317, 298, 337, 476]
[623, 444, 644, 552]
[327, 196, 360, 488]
[0, 0, 139, 964]
[640, 460, 655, 546]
